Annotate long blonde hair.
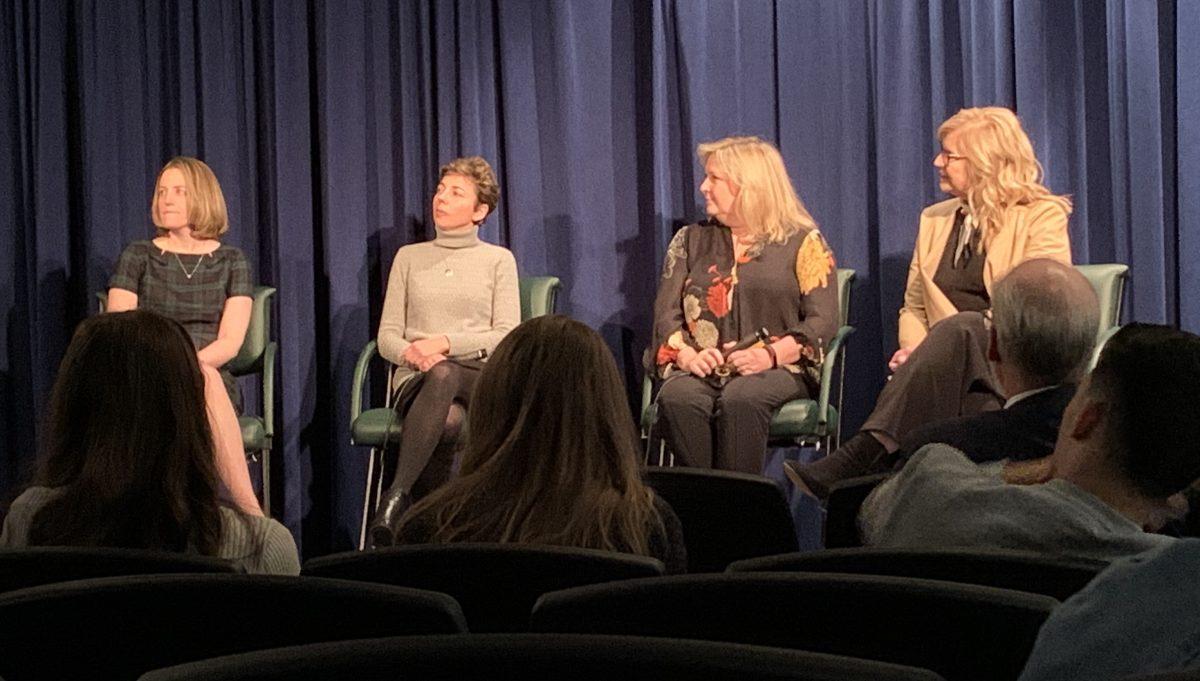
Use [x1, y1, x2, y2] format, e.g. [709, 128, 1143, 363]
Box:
[938, 107, 1071, 248]
[697, 136, 818, 243]
[395, 315, 664, 555]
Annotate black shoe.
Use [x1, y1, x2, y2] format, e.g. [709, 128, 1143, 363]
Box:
[783, 459, 826, 500]
[784, 432, 889, 500]
[369, 487, 412, 548]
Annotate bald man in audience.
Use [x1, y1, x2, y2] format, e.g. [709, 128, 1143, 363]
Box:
[896, 258, 1099, 464]
[788, 259, 1099, 497]
[860, 323, 1200, 563]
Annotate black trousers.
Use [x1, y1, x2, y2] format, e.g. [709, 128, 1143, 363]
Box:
[656, 368, 809, 473]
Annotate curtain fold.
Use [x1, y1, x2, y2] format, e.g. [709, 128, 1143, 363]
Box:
[2, 0, 1193, 555]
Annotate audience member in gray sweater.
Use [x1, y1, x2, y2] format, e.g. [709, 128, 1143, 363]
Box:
[860, 324, 1200, 563]
[370, 156, 520, 546]
[0, 310, 299, 575]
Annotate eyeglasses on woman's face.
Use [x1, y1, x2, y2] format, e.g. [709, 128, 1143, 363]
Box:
[935, 149, 968, 164]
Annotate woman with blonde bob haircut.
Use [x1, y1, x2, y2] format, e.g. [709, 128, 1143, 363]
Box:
[106, 156, 261, 516]
[394, 315, 686, 573]
[788, 106, 1073, 497]
[649, 136, 838, 473]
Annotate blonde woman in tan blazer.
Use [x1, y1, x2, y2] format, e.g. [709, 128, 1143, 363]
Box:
[788, 107, 1072, 498]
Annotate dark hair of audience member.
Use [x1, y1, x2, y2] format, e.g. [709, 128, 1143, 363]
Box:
[27, 310, 225, 553]
[396, 314, 665, 554]
[1088, 323, 1200, 498]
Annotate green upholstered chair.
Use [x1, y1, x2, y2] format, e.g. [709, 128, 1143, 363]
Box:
[642, 269, 856, 464]
[97, 286, 278, 515]
[1074, 263, 1129, 372]
[351, 276, 562, 549]
[1087, 324, 1121, 373]
[1075, 263, 1129, 338]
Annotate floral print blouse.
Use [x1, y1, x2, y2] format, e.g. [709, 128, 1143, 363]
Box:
[651, 220, 839, 386]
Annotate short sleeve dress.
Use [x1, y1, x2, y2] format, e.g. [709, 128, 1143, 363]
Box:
[109, 240, 253, 409]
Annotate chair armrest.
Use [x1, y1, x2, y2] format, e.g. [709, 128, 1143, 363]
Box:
[641, 372, 654, 415]
[261, 341, 276, 438]
[816, 325, 855, 428]
[350, 340, 379, 427]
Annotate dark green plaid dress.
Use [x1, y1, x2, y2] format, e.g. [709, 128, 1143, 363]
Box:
[109, 240, 253, 409]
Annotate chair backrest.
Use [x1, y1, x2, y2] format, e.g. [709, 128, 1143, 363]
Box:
[0, 546, 239, 594]
[727, 547, 1106, 601]
[532, 572, 1057, 681]
[95, 285, 276, 376]
[141, 633, 947, 681]
[1088, 323, 1121, 372]
[643, 468, 797, 572]
[1074, 263, 1128, 334]
[302, 543, 664, 632]
[0, 574, 466, 680]
[823, 473, 890, 549]
[1121, 672, 1200, 681]
[519, 276, 562, 320]
[836, 268, 856, 327]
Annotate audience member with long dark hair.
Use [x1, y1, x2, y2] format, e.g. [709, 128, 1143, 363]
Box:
[0, 311, 299, 575]
[394, 315, 687, 573]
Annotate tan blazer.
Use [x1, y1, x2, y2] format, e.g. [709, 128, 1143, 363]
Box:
[898, 197, 1071, 349]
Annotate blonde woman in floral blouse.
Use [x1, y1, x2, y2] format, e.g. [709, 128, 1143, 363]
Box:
[650, 136, 838, 473]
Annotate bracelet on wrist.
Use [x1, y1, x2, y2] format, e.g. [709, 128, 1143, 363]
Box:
[763, 344, 778, 368]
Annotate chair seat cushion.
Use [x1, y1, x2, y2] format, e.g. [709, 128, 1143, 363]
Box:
[351, 408, 404, 447]
[644, 400, 837, 442]
[239, 416, 267, 451]
[768, 400, 837, 439]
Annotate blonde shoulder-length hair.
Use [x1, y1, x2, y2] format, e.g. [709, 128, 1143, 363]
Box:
[150, 156, 230, 239]
[697, 136, 818, 244]
[939, 107, 1071, 247]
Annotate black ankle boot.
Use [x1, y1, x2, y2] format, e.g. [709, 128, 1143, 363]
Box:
[784, 432, 890, 500]
[369, 487, 412, 548]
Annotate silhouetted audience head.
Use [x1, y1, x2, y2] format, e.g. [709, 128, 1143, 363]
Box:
[396, 315, 666, 555]
[24, 310, 227, 553]
[1053, 323, 1200, 501]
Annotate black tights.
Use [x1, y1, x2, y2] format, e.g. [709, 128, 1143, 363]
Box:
[385, 361, 479, 499]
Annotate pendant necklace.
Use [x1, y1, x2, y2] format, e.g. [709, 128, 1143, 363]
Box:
[175, 252, 206, 279]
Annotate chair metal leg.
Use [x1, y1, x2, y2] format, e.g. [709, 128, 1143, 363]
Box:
[643, 424, 671, 467]
[358, 447, 379, 551]
[835, 350, 847, 450]
[261, 449, 271, 517]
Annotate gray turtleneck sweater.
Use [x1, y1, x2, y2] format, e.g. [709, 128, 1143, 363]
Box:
[378, 225, 520, 370]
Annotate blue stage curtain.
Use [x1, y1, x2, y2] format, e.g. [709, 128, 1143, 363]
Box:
[2, 0, 1196, 555]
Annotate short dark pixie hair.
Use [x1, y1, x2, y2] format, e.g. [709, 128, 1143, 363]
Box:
[1088, 324, 1200, 498]
[439, 156, 500, 223]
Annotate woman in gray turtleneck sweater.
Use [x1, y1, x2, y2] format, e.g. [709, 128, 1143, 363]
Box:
[369, 157, 520, 546]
